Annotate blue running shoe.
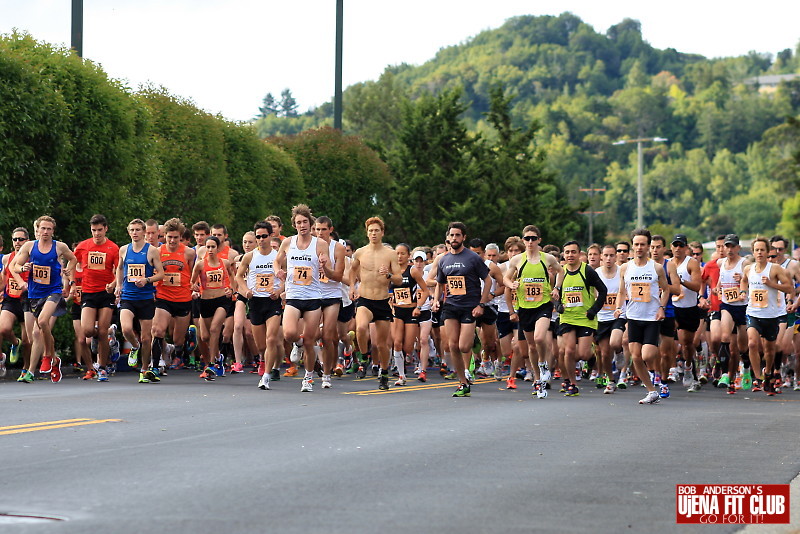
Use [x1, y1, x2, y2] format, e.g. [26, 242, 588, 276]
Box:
[184, 325, 198, 355]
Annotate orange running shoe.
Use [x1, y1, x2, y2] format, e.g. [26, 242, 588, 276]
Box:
[284, 365, 298, 377]
[334, 364, 344, 377]
[82, 369, 97, 380]
[506, 377, 517, 389]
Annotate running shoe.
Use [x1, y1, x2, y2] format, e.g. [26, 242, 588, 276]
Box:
[741, 370, 752, 391]
[372, 365, 380, 377]
[682, 366, 694, 387]
[378, 374, 389, 390]
[90, 337, 98, 356]
[97, 368, 109, 382]
[290, 343, 302, 364]
[523, 371, 533, 382]
[145, 368, 160, 383]
[465, 370, 474, 384]
[82, 369, 97, 380]
[417, 370, 427, 382]
[452, 383, 471, 397]
[794, 379, 800, 392]
[595, 376, 606, 389]
[9, 344, 20, 364]
[659, 383, 670, 398]
[439, 364, 448, 377]
[322, 375, 332, 389]
[39, 355, 53, 374]
[752, 379, 763, 392]
[301, 377, 313, 392]
[201, 367, 216, 381]
[687, 380, 701, 392]
[284, 365, 298, 377]
[699, 370, 709, 384]
[334, 364, 344, 377]
[258, 375, 270, 390]
[0, 353, 6, 378]
[638, 390, 660, 404]
[444, 371, 457, 380]
[727, 385, 736, 395]
[257, 360, 266, 376]
[717, 373, 730, 388]
[50, 357, 62, 383]
[170, 356, 183, 370]
[394, 377, 407, 386]
[356, 365, 367, 379]
[271, 368, 281, 381]
[230, 362, 244, 374]
[184, 325, 197, 354]
[138, 372, 150, 383]
[564, 383, 580, 397]
[493, 363, 503, 381]
[314, 359, 324, 378]
[541, 367, 552, 383]
[17, 370, 34, 383]
[506, 377, 517, 389]
[108, 325, 120, 362]
[128, 345, 140, 367]
[603, 382, 616, 394]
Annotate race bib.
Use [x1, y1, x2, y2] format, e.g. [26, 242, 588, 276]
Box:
[523, 282, 543, 302]
[33, 265, 51, 285]
[319, 268, 329, 284]
[393, 287, 412, 306]
[723, 286, 743, 303]
[447, 276, 466, 296]
[88, 251, 106, 270]
[564, 291, 583, 308]
[630, 282, 650, 303]
[163, 272, 181, 287]
[293, 265, 312, 286]
[74, 285, 83, 304]
[206, 268, 224, 289]
[750, 289, 768, 308]
[7, 278, 23, 298]
[127, 263, 145, 282]
[603, 293, 617, 311]
[255, 273, 274, 293]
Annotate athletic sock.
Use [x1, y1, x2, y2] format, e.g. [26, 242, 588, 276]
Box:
[393, 350, 405, 377]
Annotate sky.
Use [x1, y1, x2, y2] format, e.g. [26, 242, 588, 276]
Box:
[3, 1, 799, 122]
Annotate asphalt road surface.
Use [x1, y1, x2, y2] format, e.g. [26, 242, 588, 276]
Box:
[1, 368, 799, 534]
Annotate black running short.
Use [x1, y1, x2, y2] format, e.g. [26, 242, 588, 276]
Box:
[248, 296, 283, 326]
[356, 297, 393, 323]
[626, 319, 660, 346]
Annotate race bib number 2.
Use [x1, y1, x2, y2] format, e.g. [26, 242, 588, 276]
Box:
[630, 282, 650, 303]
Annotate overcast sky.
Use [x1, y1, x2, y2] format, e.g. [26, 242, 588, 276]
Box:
[3, 0, 799, 121]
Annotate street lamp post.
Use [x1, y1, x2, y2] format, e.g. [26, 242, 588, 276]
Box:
[612, 137, 667, 228]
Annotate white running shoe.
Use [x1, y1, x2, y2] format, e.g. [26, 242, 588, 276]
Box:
[290, 343, 303, 364]
[682, 366, 694, 387]
[603, 382, 615, 394]
[687, 380, 701, 392]
[301, 377, 313, 392]
[523, 370, 533, 382]
[258, 375, 270, 390]
[639, 390, 660, 404]
[394, 377, 406, 386]
[540, 368, 552, 382]
[322, 375, 332, 389]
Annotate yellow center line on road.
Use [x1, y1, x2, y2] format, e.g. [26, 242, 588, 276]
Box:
[0, 419, 121, 436]
[343, 377, 496, 395]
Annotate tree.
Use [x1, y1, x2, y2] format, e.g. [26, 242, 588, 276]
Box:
[256, 92, 279, 120]
[279, 88, 299, 118]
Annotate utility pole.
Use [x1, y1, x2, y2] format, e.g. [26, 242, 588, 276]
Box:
[333, 0, 343, 130]
[611, 137, 668, 228]
[579, 184, 606, 245]
[71, 0, 83, 57]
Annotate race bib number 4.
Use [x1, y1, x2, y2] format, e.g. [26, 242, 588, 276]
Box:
[293, 266, 312, 286]
[447, 276, 466, 296]
[127, 263, 145, 282]
[163, 272, 181, 287]
[255, 273, 274, 293]
[393, 287, 412, 306]
[630, 282, 651, 303]
[523, 282, 543, 302]
[33, 265, 51, 285]
[88, 251, 107, 270]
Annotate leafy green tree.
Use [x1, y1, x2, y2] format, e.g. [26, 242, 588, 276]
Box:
[270, 127, 391, 243]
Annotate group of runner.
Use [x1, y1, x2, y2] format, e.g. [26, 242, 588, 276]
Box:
[2, 209, 799, 405]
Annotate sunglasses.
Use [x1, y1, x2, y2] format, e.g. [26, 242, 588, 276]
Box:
[255, 234, 270, 239]
[616, 249, 628, 254]
[672, 243, 685, 247]
[768, 255, 778, 259]
[692, 252, 703, 256]
[12, 237, 27, 242]
[523, 236, 539, 242]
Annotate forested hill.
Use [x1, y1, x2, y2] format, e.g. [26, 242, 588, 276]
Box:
[255, 13, 800, 243]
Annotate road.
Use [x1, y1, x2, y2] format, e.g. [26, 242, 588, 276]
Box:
[1, 368, 799, 533]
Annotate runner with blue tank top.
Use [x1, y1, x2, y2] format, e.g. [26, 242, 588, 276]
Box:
[11, 216, 77, 384]
[115, 218, 165, 384]
[275, 204, 333, 393]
